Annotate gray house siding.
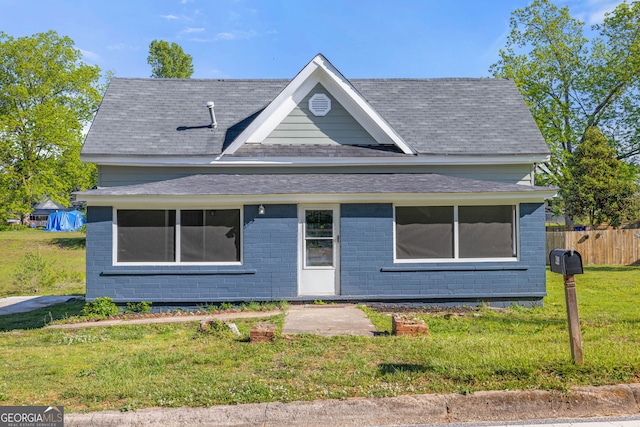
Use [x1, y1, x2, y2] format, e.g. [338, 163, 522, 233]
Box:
[263, 83, 378, 146]
[98, 164, 534, 187]
[86, 202, 546, 306]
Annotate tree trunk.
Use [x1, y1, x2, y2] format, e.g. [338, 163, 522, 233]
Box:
[564, 214, 574, 228]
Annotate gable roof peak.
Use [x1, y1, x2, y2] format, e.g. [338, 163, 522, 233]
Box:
[220, 54, 416, 157]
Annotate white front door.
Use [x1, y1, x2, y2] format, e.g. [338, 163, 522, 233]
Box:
[298, 206, 340, 296]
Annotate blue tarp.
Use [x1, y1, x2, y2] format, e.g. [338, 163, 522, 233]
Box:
[44, 210, 85, 232]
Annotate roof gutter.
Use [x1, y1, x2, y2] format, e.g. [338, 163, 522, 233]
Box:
[80, 154, 551, 167]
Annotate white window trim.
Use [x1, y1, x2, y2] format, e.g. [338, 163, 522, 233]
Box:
[112, 207, 243, 266]
[300, 205, 340, 270]
[393, 203, 519, 263]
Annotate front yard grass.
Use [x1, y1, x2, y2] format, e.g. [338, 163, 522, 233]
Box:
[0, 266, 638, 412]
[0, 228, 85, 296]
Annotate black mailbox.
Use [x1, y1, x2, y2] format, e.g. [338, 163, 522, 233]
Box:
[549, 249, 583, 275]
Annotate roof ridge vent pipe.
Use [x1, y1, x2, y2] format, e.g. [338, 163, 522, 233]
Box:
[206, 101, 218, 128]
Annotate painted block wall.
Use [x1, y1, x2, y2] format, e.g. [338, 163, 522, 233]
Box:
[339, 203, 546, 306]
[85, 205, 299, 302]
[86, 202, 547, 305]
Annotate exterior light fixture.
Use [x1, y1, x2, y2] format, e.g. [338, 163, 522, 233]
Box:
[258, 204, 265, 215]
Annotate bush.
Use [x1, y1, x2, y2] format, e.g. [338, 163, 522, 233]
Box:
[82, 297, 120, 318]
[0, 224, 30, 232]
[125, 301, 152, 314]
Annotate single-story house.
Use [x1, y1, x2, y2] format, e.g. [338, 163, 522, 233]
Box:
[77, 54, 555, 306]
[29, 199, 74, 228]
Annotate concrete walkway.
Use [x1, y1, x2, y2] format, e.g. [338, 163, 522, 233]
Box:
[281, 304, 376, 336]
[0, 295, 80, 315]
[47, 310, 282, 329]
[47, 303, 376, 335]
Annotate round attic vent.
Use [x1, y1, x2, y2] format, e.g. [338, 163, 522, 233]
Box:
[309, 93, 331, 116]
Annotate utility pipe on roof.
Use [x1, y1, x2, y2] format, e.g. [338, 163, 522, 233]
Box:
[206, 101, 217, 128]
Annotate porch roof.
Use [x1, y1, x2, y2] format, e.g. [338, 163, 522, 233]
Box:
[77, 173, 555, 199]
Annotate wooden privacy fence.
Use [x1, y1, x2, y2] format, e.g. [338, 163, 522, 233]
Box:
[546, 229, 640, 265]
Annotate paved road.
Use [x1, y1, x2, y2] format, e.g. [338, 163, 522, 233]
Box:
[409, 415, 640, 426]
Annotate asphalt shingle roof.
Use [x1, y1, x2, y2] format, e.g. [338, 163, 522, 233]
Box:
[81, 77, 549, 158]
[77, 173, 551, 197]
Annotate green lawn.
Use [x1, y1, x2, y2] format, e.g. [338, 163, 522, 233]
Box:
[0, 228, 85, 297]
[0, 263, 638, 412]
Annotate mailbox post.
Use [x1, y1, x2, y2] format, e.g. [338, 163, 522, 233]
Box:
[549, 249, 584, 365]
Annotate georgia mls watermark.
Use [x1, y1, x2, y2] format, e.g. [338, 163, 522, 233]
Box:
[0, 406, 64, 427]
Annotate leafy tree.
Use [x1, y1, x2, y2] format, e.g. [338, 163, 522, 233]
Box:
[562, 127, 638, 227]
[0, 31, 102, 223]
[490, 0, 640, 220]
[147, 40, 194, 78]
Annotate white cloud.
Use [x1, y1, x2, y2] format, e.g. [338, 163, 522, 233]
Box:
[161, 13, 193, 22]
[79, 48, 100, 61]
[107, 43, 138, 51]
[214, 32, 236, 40]
[482, 26, 510, 62]
[182, 27, 205, 34]
[585, 1, 622, 24]
[214, 30, 258, 41]
[189, 29, 274, 43]
[568, 0, 625, 24]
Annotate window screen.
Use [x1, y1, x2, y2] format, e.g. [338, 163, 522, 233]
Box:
[117, 210, 175, 262]
[181, 210, 240, 262]
[458, 205, 515, 258]
[396, 206, 454, 259]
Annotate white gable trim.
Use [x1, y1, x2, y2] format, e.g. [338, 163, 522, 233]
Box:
[221, 54, 416, 156]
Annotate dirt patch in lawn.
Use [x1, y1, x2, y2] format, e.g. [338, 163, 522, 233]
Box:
[369, 305, 507, 315]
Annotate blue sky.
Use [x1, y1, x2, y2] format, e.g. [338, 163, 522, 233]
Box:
[0, 0, 625, 80]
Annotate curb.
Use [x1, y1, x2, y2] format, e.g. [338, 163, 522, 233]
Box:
[65, 384, 640, 427]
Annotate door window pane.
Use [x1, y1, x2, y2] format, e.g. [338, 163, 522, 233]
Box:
[396, 206, 453, 259]
[305, 210, 333, 238]
[117, 210, 175, 262]
[459, 205, 515, 258]
[306, 239, 334, 267]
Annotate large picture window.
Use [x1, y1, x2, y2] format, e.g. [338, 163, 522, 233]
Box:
[458, 205, 515, 258]
[181, 210, 241, 262]
[396, 206, 453, 259]
[117, 210, 176, 262]
[116, 209, 241, 264]
[395, 205, 517, 261]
